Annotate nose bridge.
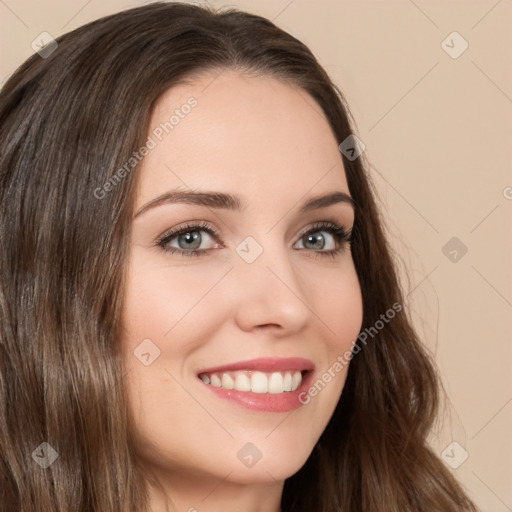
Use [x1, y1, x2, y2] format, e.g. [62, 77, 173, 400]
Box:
[230, 232, 311, 332]
[235, 232, 297, 288]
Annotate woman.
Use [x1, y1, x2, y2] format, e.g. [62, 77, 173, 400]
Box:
[0, 2, 478, 511]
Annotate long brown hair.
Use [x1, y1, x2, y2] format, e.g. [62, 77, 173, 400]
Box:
[0, 3, 477, 511]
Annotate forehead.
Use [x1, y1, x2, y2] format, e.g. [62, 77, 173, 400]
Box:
[136, 69, 349, 207]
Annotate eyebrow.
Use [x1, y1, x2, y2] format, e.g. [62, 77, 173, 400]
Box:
[134, 189, 354, 219]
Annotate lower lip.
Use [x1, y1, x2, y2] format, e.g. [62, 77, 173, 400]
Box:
[198, 371, 314, 412]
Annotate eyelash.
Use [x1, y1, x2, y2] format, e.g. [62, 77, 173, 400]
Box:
[155, 220, 352, 259]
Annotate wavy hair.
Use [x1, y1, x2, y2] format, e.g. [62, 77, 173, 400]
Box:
[0, 2, 477, 511]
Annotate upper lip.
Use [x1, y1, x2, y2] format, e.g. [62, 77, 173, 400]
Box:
[197, 357, 315, 375]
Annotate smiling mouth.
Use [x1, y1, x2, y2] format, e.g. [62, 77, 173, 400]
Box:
[198, 370, 307, 394]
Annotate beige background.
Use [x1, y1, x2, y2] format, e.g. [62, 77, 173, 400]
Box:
[1, 0, 511, 509]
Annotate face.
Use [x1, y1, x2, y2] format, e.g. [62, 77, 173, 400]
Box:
[120, 69, 363, 491]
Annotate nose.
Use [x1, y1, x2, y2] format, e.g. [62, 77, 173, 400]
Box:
[230, 238, 312, 336]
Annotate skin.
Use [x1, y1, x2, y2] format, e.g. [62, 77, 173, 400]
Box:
[120, 69, 363, 512]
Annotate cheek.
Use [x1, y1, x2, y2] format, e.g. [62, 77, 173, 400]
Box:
[309, 259, 363, 352]
[120, 253, 226, 357]
[119, 256, 236, 468]
[279, 258, 362, 446]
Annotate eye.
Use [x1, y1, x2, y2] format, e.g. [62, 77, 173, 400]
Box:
[155, 220, 352, 258]
[294, 221, 352, 258]
[156, 221, 220, 258]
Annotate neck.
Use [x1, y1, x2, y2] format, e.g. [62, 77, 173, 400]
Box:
[145, 469, 284, 512]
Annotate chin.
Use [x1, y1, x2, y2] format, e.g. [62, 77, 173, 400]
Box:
[226, 438, 316, 484]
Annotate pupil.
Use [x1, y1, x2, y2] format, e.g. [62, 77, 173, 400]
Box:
[179, 231, 201, 250]
[307, 233, 324, 250]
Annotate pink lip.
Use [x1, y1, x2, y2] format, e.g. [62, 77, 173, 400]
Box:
[196, 357, 315, 413]
[197, 357, 315, 374]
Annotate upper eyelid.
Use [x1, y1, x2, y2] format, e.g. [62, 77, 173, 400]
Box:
[158, 221, 218, 240]
[297, 220, 351, 236]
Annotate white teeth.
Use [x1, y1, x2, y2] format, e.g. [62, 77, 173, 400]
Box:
[210, 374, 221, 387]
[291, 371, 302, 391]
[251, 372, 268, 393]
[283, 372, 292, 391]
[221, 373, 234, 389]
[234, 373, 251, 391]
[268, 372, 284, 393]
[200, 370, 304, 394]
